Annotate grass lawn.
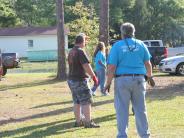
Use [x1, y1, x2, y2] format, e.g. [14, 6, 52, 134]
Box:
[0, 72, 184, 138]
[7, 60, 57, 73]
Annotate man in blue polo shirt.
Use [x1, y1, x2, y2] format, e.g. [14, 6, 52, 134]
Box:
[104, 22, 152, 138]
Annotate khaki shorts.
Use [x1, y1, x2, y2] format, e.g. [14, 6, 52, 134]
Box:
[67, 79, 93, 105]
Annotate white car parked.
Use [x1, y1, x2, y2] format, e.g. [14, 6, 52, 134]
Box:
[159, 54, 184, 75]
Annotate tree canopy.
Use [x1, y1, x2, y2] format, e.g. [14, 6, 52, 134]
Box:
[0, 0, 184, 46]
[0, 0, 18, 27]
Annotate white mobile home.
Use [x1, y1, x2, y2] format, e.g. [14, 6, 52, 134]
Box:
[0, 26, 69, 61]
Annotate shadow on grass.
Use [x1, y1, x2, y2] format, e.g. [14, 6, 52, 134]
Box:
[0, 114, 116, 138]
[0, 107, 73, 126]
[92, 99, 114, 106]
[31, 99, 114, 109]
[0, 78, 62, 91]
[30, 100, 73, 109]
[0, 99, 114, 126]
[0, 118, 73, 138]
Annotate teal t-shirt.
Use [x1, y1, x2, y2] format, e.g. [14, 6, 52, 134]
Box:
[94, 51, 106, 71]
[108, 38, 151, 75]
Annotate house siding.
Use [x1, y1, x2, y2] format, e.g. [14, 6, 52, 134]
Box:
[0, 34, 68, 61]
[27, 50, 57, 61]
[0, 36, 28, 57]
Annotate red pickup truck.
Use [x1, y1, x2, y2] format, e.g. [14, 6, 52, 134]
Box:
[143, 40, 168, 67]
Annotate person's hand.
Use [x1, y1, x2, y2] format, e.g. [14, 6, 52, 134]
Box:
[147, 76, 155, 87]
[92, 76, 98, 86]
[103, 83, 111, 93]
[145, 76, 155, 87]
[106, 84, 111, 93]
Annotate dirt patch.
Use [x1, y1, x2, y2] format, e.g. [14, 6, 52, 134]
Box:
[146, 75, 184, 102]
[148, 75, 184, 90]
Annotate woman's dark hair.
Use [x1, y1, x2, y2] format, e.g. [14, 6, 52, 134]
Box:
[93, 42, 105, 58]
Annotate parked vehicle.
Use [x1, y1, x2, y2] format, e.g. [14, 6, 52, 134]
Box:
[159, 54, 184, 75]
[167, 47, 184, 57]
[143, 40, 168, 67]
[143, 40, 164, 47]
[1, 52, 20, 76]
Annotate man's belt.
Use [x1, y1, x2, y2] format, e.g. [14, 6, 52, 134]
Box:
[115, 74, 144, 78]
[114, 74, 155, 87]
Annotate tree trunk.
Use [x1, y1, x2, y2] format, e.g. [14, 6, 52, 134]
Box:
[56, 0, 67, 80]
[99, 0, 109, 46]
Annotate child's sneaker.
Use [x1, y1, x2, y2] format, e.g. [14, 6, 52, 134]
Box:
[101, 92, 110, 96]
[84, 120, 100, 128]
[105, 92, 110, 96]
[92, 93, 96, 96]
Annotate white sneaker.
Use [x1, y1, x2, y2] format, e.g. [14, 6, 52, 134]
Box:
[101, 92, 110, 96]
[105, 92, 110, 96]
[92, 93, 96, 96]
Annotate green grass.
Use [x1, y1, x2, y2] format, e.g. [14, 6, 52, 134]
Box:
[8, 60, 57, 73]
[0, 70, 184, 137]
[8, 60, 163, 75]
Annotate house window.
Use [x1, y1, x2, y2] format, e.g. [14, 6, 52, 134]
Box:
[28, 40, 33, 48]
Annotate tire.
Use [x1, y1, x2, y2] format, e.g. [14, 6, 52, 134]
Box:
[3, 67, 7, 76]
[176, 63, 184, 76]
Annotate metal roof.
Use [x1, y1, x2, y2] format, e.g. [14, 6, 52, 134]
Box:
[0, 26, 69, 36]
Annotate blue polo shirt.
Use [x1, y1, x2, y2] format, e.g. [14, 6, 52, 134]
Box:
[94, 51, 106, 71]
[108, 38, 151, 75]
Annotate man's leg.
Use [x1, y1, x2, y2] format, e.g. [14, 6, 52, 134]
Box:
[74, 104, 81, 122]
[79, 80, 100, 128]
[67, 80, 83, 127]
[82, 103, 100, 128]
[131, 76, 150, 138]
[114, 77, 131, 138]
[82, 104, 91, 122]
